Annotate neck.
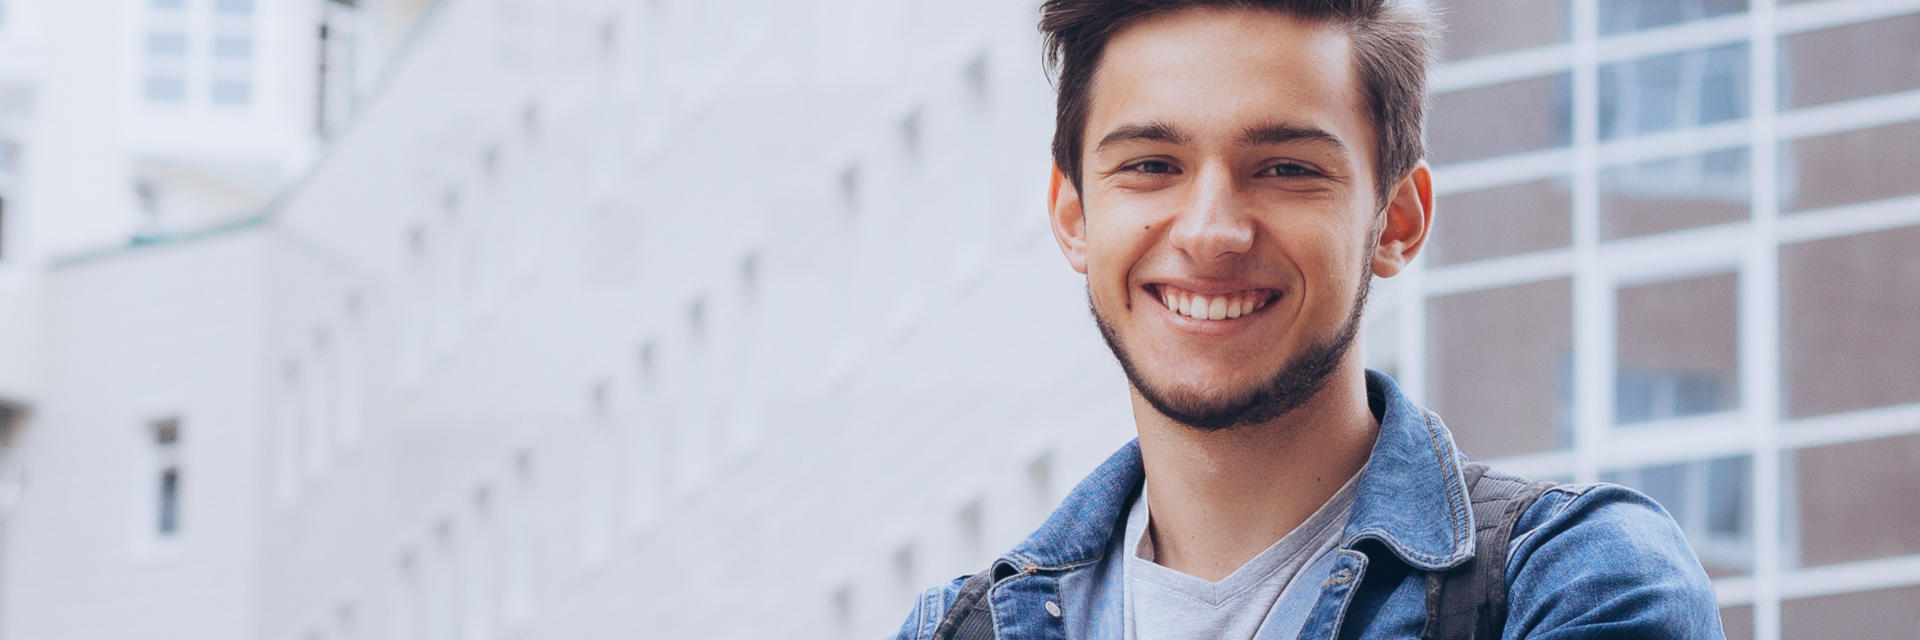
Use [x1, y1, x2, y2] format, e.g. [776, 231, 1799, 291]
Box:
[1131, 363, 1378, 582]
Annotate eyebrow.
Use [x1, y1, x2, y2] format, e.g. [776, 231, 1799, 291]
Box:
[1092, 119, 1350, 157]
[1238, 121, 1348, 155]
[1093, 121, 1190, 153]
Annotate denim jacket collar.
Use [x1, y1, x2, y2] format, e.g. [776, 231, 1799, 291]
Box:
[1003, 369, 1475, 573]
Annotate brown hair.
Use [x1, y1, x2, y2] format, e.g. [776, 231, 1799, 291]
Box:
[1039, 0, 1439, 206]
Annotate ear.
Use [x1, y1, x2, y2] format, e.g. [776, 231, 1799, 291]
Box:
[1371, 162, 1434, 279]
[1049, 165, 1089, 274]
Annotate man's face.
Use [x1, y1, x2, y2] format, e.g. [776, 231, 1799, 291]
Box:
[1050, 8, 1394, 431]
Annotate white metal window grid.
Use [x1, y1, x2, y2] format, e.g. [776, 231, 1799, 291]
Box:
[1397, 0, 1920, 636]
[144, 6, 191, 104]
[207, 3, 251, 106]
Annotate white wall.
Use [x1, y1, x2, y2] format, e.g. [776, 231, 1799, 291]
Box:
[6, 230, 267, 640]
[254, 0, 1149, 637]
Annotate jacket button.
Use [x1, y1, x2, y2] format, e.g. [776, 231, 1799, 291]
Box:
[1045, 601, 1062, 617]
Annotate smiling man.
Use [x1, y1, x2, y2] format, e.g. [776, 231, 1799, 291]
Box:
[892, 1, 1723, 639]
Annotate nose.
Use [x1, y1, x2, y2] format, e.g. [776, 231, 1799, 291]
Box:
[1168, 164, 1255, 263]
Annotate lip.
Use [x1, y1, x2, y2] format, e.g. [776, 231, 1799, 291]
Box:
[1139, 282, 1282, 337]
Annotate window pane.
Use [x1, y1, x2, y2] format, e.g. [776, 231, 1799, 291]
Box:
[1781, 585, 1920, 640]
[1600, 0, 1746, 36]
[1780, 118, 1920, 214]
[1779, 12, 1920, 110]
[1616, 272, 1740, 425]
[1602, 455, 1752, 577]
[1780, 225, 1920, 417]
[151, 0, 184, 9]
[1433, 0, 1571, 60]
[214, 0, 252, 14]
[1720, 605, 1752, 640]
[213, 36, 252, 59]
[1430, 73, 1573, 164]
[1430, 177, 1573, 266]
[1600, 147, 1749, 239]
[158, 468, 180, 535]
[145, 76, 185, 102]
[1426, 279, 1573, 458]
[211, 79, 251, 105]
[1599, 43, 1749, 140]
[146, 31, 187, 56]
[1787, 433, 1920, 567]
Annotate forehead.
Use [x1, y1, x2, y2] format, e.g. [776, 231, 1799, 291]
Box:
[1086, 8, 1371, 153]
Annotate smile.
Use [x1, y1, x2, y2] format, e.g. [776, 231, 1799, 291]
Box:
[1148, 284, 1279, 321]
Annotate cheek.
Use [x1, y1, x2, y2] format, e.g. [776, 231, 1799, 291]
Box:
[1084, 213, 1159, 284]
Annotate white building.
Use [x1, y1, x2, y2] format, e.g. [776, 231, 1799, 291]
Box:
[3, 1, 1919, 639]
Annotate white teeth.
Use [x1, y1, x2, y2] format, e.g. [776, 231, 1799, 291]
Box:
[1160, 287, 1273, 320]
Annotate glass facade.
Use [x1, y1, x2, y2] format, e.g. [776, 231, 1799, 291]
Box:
[1399, 2, 1920, 637]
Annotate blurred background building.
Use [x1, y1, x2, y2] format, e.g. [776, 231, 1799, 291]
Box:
[0, 0, 1912, 639]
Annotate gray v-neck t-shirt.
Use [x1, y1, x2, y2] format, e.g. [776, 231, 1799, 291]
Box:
[1121, 470, 1362, 640]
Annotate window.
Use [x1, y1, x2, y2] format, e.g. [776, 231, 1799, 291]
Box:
[317, 0, 361, 136]
[891, 544, 916, 601]
[1614, 273, 1740, 425]
[838, 164, 860, 216]
[145, 76, 186, 102]
[1432, 0, 1570, 61]
[1428, 177, 1573, 265]
[1426, 279, 1575, 458]
[1788, 433, 1920, 567]
[1600, 148, 1749, 239]
[146, 32, 188, 55]
[830, 584, 855, 640]
[1779, 119, 1920, 215]
[0, 194, 8, 262]
[1780, 225, 1920, 417]
[151, 0, 184, 9]
[152, 418, 183, 537]
[144, 25, 189, 105]
[212, 35, 251, 58]
[1599, 0, 1746, 36]
[1780, 13, 1920, 110]
[1598, 43, 1749, 141]
[963, 51, 990, 111]
[313, 327, 339, 448]
[1782, 585, 1920, 639]
[210, 79, 251, 106]
[1429, 73, 1574, 163]
[207, 0, 254, 107]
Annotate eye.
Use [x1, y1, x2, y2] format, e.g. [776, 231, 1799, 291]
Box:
[1257, 162, 1322, 178]
[1124, 159, 1179, 175]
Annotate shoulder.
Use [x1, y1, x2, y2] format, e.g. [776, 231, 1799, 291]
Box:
[891, 574, 969, 640]
[1501, 481, 1725, 639]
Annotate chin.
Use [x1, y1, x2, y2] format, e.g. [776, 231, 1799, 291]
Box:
[1090, 285, 1365, 433]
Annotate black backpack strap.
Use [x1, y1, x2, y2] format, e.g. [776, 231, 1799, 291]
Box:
[930, 566, 998, 640]
[1423, 462, 1558, 640]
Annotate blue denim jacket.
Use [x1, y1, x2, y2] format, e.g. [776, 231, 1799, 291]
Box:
[893, 370, 1724, 639]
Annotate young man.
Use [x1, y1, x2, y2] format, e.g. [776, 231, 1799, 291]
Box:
[894, 1, 1723, 639]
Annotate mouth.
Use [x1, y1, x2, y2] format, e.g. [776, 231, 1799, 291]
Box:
[1146, 283, 1281, 321]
